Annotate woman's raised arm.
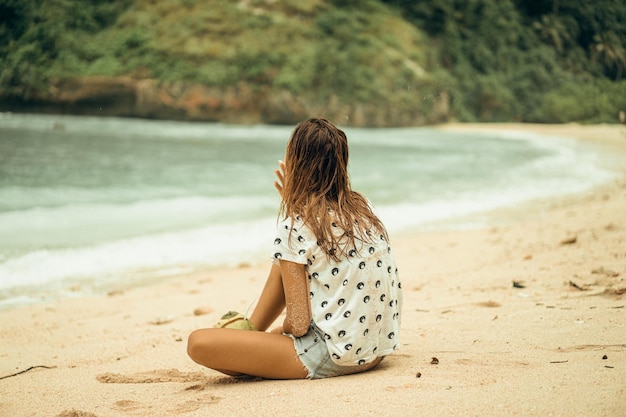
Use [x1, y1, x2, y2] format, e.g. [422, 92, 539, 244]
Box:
[279, 259, 311, 337]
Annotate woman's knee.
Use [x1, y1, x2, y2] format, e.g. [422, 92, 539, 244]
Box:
[187, 329, 212, 363]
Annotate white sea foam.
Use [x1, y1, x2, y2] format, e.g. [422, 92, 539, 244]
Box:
[0, 217, 274, 291]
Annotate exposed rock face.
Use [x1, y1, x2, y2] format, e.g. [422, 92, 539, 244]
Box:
[0, 76, 449, 127]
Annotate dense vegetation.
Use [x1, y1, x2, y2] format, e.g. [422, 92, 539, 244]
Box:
[1, 0, 625, 125]
[383, 0, 626, 123]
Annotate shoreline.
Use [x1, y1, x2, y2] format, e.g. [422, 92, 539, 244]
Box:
[438, 123, 626, 192]
[2, 120, 622, 311]
[1, 123, 625, 417]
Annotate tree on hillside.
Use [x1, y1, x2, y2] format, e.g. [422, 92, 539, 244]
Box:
[591, 32, 626, 81]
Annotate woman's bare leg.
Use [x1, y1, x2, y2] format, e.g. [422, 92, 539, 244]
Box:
[187, 263, 304, 378]
[187, 328, 308, 379]
[248, 263, 286, 331]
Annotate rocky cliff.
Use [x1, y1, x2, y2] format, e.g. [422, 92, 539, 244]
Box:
[1, 76, 450, 127]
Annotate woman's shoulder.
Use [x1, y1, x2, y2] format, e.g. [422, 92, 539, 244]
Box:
[276, 215, 315, 239]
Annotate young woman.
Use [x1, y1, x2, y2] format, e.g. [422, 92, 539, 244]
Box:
[187, 118, 402, 379]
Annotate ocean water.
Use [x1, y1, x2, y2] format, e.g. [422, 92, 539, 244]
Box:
[0, 113, 617, 308]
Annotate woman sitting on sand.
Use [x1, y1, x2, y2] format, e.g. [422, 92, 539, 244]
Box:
[187, 118, 403, 379]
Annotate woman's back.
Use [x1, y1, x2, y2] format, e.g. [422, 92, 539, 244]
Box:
[272, 214, 402, 366]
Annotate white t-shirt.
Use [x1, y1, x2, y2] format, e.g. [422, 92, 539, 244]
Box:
[272, 215, 403, 366]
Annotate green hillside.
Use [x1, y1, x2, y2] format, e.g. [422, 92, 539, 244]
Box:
[1, 0, 625, 126]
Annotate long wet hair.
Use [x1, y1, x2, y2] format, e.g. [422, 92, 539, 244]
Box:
[279, 118, 388, 261]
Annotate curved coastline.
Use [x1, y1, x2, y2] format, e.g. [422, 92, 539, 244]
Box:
[0, 123, 625, 416]
[2, 118, 620, 308]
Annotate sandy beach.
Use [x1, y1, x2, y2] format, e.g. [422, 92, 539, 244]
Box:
[1, 123, 625, 417]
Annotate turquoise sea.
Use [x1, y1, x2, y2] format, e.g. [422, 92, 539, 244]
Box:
[0, 113, 618, 308]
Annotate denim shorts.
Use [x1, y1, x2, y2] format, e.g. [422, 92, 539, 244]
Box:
[288, 322, 382, 379]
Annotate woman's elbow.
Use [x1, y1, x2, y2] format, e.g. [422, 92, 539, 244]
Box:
[291, 324, 309, 337]
[284, 316, 310, 337]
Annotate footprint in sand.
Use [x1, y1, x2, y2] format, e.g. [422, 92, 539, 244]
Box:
[169, 395, 221, 413]
[96, 368, 263, 385]
[109, 394, 221, 415]
[96, 368, 212, 384]
[97, 369, 223, 414]
[111, 400, 144, 413]
[57, 410, 100, 417]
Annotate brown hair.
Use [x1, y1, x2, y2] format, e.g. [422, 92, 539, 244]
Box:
[279, 118, 388, 261]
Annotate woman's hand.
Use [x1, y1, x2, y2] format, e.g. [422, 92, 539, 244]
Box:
[273, 160, 285, 197]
